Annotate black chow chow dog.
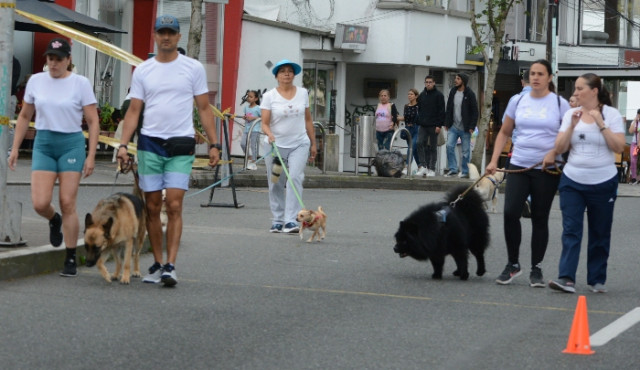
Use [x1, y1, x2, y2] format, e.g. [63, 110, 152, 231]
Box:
[393, 185, 490, 280]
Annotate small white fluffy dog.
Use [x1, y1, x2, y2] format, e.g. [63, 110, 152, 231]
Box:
[468, 163, 505, 213]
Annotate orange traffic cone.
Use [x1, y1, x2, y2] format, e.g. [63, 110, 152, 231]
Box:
[563, 295, 595, 355]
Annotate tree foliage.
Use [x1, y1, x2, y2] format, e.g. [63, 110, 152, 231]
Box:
[469, 0, 521, 169]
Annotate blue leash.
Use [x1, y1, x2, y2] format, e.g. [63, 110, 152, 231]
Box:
[185, 148, 273, 198]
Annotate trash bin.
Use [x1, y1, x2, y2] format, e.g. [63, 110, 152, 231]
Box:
[350, 115, 377, 158]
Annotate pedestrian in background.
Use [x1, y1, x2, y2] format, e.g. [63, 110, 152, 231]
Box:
[628, 109, 640, 185]
[374, 89, 398, 150]
[548, 73, 625, 293]
[486, 59, 570, 287]
[8, 38, 99, 277]
[117, 15, 221, 287]
[569, 95, 579, 108]
[416, 75, 445, 177]
[444, 72, 478, 178]
[397, 88, 419, 175]
[241, 90, 262, 170]
[261, 59, 317, 233]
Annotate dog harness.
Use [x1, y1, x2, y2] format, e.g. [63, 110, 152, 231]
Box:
[435, 206, 451, 223]
[488, 176, 499, 200]
[302, 214, 322, 228]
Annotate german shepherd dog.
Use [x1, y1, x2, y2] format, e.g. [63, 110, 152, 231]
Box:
[84, 169, 146, 284]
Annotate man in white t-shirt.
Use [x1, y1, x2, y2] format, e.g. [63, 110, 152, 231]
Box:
[117, 15, 221, 287]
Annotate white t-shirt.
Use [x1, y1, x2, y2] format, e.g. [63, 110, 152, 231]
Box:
[130, 54, 208, 139]
[504, 92, 570, 168]
[560, 105, 624, 184]
[260, 86, 310, 148]
[24, 72, 96, 133]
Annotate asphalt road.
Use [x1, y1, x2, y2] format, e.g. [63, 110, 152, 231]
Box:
[1, 186, 640, 369]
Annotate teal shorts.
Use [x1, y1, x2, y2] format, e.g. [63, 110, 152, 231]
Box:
[32, 130, 86, 173]
[137, 134, 195, 192]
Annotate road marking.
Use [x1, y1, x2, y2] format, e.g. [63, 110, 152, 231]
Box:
[590, 307, 640, 346]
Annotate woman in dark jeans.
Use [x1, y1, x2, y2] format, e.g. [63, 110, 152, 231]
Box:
[398, 88, 420, 175]
[486, 59, 571, 288]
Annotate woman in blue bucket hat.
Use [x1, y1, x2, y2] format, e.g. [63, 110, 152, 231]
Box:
[260, 59, 317, 233]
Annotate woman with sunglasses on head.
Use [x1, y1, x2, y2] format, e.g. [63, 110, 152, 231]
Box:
[486, 59, 570, 288]
[548, 73, 625, 294]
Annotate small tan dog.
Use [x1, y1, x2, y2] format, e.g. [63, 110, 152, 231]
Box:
[296, 206, 327, 243]
[468, 163, 505, 213]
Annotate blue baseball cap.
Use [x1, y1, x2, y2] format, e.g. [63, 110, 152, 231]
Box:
[272, 59, 302, 76]
[155, 15, 180, 32]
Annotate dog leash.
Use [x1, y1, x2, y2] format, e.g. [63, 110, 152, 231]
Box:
[449, 160, 564, 208]
[271, 142, 306, 209]
[184, 147, 273, 199]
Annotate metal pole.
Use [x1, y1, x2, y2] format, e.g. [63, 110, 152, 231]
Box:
[0, 1, 24, 246]
[545, 0, 553, 62]
[545, 0, 558, 86]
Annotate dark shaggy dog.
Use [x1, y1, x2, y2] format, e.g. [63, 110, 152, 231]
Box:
[393, 185, 490, 280]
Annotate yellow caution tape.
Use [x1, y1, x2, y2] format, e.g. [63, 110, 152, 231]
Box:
[15, 9, 143, 67]
[0, 3, 16, 8]
[0, 116, 9, 126]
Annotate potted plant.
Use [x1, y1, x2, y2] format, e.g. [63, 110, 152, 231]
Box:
[98, 102, 117, 136]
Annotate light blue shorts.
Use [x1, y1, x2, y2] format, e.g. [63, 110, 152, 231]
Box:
[31, 130, 86, 173]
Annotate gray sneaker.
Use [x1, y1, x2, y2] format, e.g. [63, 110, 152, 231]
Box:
[588, 283, 607, 293]
[161, 263, 178, 287]
[529, 267, 545, 288]
[283, 222, 300, 233]
[496, 264, 522, 285]
[548, 278, 576, 293]
[142, 262, 163, 284]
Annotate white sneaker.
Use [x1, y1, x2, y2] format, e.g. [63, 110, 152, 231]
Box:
[142, 263, 163, 284]
[426, 169, 436, 177]
[416, 167, 426, 176]
[401, 168, 407, 175]
[246, 161, 258, 170]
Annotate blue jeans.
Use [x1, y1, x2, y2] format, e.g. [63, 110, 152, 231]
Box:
[263, 141, 310, 225]
[445, 126, 470, 175]
[404, 125, 419, 165]
[558, 173, 617, 285]
[376, 130, 393, 151]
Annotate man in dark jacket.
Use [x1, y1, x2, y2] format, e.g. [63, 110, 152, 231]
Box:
[415, 75, 445, 177]
[444, 72, 478, 178]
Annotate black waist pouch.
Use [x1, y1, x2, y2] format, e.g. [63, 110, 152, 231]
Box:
[152, 136, 196, 157]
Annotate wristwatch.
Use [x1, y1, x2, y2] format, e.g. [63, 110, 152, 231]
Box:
[209, 143, 222, 151]
[599, 125, 608, 132]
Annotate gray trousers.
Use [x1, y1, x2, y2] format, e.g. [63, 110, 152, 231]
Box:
[263, 141, 310, 225]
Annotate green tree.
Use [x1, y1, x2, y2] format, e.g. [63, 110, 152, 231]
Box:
[469, 0, 523, 168]
[188, 0, 203, 58]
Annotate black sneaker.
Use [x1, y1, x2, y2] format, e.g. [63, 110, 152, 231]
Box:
[549, 278, 576, 293]
[496, 264, 522, 285]
[529, 267, 545, 288]
[49, 212, 63, 247]
[59, 258, 77, 277]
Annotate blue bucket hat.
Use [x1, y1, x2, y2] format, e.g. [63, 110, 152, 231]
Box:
[272, 59, 302, 76]
[155, 15, 180, 32]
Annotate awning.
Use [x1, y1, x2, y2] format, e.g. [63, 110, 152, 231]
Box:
[15, 0, 126, 34]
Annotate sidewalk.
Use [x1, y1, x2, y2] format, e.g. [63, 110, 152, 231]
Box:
[3, 155, 640, 281]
